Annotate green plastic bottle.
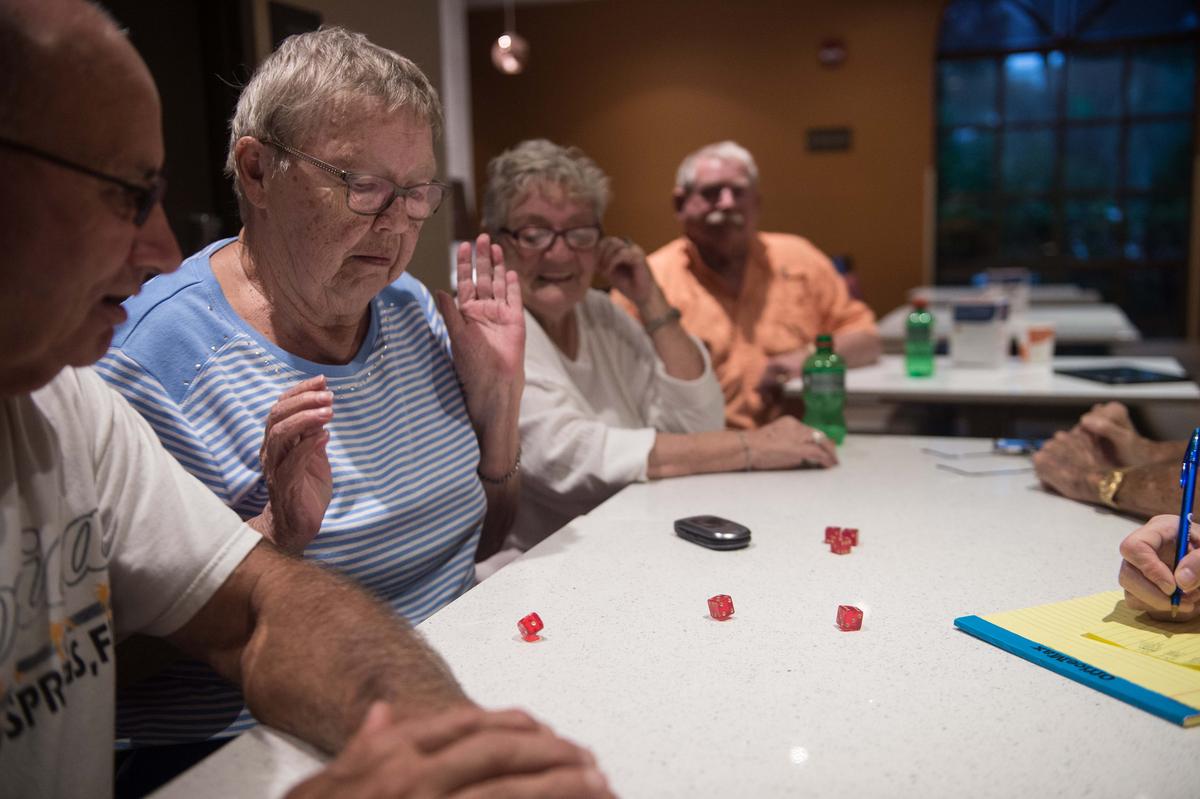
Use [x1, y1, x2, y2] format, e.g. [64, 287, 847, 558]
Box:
[905, 297, 935, 377]
[802, 333, 846, 444]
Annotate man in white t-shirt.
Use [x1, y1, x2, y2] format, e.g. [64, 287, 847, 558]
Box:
[0, 2, 611, 797]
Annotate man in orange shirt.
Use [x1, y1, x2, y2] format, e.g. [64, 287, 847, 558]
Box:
[615, 141, 880, 429]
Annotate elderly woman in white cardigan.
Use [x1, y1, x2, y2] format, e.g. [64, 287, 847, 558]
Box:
[482, 139, 838, 550]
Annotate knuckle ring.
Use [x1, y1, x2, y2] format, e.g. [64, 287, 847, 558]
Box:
[811, 429, 826, 443]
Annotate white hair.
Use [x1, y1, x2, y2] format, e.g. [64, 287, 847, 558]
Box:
[481, 139, 611, 233]
[225, 26, 442, 196]
[674, 140, 759, 189]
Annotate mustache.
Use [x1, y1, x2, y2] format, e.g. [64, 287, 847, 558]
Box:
[704, 209, 745, 226]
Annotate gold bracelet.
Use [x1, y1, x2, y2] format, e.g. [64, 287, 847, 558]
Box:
[1097, 468, 1125, 508]
[478, 448, 521, 485]
[737, 431, 752, 472]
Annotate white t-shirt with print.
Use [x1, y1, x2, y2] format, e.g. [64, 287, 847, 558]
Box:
[0, 367, 260, 798]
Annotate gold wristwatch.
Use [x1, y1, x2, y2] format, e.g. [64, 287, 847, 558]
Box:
[1097, 468, 1126, 508]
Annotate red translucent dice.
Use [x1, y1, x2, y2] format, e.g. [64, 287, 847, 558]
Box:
[707, 594, 734, 621]
[517, 612, 543, 642]
[825, 525, 858, 553]
[836, 605, 863, 631]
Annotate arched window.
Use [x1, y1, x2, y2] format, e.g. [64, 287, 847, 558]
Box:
[936, 0, 1198, 337]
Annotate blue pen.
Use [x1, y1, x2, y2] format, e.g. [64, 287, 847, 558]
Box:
[1171, 427, 1200, 618]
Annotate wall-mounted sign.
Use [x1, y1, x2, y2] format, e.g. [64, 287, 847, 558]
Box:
[806, 127, 853, 152]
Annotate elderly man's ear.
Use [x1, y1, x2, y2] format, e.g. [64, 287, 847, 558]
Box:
[672, 186, 686, 218]
[234, 136, 271, 209]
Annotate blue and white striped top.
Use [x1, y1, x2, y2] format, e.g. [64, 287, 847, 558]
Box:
[96, 238, 485, 746]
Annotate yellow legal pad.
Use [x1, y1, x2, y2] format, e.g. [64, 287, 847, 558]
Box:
[956, 590, 1200, 727]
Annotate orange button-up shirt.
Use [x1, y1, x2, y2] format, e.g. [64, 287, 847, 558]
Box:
[615, 232, 877, 430]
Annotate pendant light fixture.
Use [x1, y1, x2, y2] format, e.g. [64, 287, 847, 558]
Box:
[491, 0, 529, 75]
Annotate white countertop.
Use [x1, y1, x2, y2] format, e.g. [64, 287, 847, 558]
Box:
[783, 355, 1199, 405]
[878, 303, 1141, 344]
[155, 435, 1200, 799]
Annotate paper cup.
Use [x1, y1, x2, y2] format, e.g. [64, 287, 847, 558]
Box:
[1019, 322, 1055, 364]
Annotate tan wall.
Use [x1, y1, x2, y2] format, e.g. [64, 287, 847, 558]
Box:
[469, 0, 945, 316]
[250, 0, 454, 290]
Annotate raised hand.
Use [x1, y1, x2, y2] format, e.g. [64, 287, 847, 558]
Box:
[595, 236, 658, 310]
[435, 234, 525, 430]
[285, 703, 613, 799]
[256, 374, 333, 553]
[1118, 514, 1200, 622]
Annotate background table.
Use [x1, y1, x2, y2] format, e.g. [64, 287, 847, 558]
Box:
[784, 355, 1199, 406]
[155, 436, 1200, 798]
[908, 284, 1103, 305]
[877, 303, 1141, 352]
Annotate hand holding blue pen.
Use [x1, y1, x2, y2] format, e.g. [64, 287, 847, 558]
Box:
[1170, 427, 1200, 618]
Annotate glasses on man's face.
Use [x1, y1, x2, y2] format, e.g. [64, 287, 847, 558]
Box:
[264, 140, 447, 220]
[500, 225, 603, 253]
[692, 182, 749, 205]
[0, 136, 167, 226]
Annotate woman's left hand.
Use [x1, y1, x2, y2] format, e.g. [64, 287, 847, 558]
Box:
[596, 236, 659, 310]
[436, 234, 526, 427]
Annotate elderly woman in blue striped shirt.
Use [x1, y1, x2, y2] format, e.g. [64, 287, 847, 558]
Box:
[96, 28, 523, 779]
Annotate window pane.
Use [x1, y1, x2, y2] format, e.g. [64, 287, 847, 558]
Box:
[939, 0, 1054, 53]
[1080, 0, 1200, 42]
[1129, 44, 1196, 115]
[1005, 51, 1063, 122]
[938, 196, 995, 262]
[1127, 122, 1193, 192]
[1066, 52, 1123, 119]
[939, 59, 998, 126]
[1064, 125, 1120, 190]
[939, 127, 996, 193]
[1002, 200, 1055, 259]
[1125, 197, 1190, 261]
[1064, 198, 1121, 261]
[1002, 129, 1055, 192]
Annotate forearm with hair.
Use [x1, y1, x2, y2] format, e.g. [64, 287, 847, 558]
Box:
[1116, 461, 1183, 520]
[473, 389, 522, 559]
[171, 545, 468, 755]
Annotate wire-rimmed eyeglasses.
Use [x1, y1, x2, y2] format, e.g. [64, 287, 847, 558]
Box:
[264, 139, 448, 220]
[0, 136, 166, 226]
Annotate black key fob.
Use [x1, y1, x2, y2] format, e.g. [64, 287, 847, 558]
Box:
[674, 515, 751, 550]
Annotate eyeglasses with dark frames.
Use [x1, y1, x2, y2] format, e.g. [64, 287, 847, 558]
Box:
[264, 139, 448, 220]
[500, 225, 604, 253]
[0, 136, 167, 226]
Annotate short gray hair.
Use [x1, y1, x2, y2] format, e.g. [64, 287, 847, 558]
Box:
[225, 26, 442, 190]
[674, 140, 759, 190]
[482, 139, 610, 233]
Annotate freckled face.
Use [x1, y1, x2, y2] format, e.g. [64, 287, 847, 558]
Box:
[499, 184, 599, 327]
[262, 103, 436, 317]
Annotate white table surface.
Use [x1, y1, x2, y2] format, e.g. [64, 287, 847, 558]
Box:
[878, 303, 1141, 345]
[155, 435, 1200, 799]
[783, 355, 1200, 405]
[908, 284, 1103, 305]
